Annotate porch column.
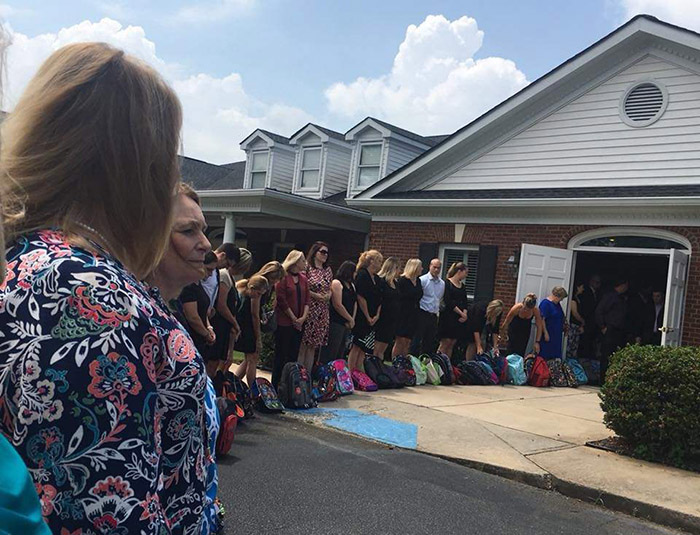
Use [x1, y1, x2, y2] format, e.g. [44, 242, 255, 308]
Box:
[223, 214, 236, 244]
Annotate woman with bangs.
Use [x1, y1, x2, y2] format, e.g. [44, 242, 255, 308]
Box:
[373, 256, 402, 360]
[0, 43, 207, 534]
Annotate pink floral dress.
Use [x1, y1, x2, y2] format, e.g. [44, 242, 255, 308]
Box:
[302, 266, 332, 348]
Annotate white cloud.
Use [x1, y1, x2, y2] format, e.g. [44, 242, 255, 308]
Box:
[168, 0, 255, 25]
[325, 15, 528, 135]
[3, 17, 309, 163]
[619, 0, 700, 31]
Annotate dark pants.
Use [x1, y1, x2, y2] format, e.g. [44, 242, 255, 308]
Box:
[410, 309, 438, 355]
[320, 322, 349, 364]
[600, 327, 626, 384]
[273, 325, 302, 388]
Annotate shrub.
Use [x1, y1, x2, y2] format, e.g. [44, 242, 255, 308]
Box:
[599, 344, 700, 468]
[258, 331, 275, 370]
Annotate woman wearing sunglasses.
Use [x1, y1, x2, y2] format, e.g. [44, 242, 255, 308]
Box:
[297, 241, 333, 372]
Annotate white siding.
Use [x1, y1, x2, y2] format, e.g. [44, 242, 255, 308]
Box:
[248, 138, 268, 150]
[269, 148, 295, 192]
[322, 144, 352, 197]
[431, 54, 700, 190]
[385, 137, 427, 176]
[356, 126, 383, 141]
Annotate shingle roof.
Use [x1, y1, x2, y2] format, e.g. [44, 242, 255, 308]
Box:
[369, 117, 448, 147]
[180, 157, 245, 190]
[375, 184, 700, 200]
[258, 129, 291, 145]
[313, 124, 346, 141]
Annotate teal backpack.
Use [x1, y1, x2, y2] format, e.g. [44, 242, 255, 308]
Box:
[506, 354, 528, 385]
[409, 355, 427, 385]
[565, 358, 588, 385]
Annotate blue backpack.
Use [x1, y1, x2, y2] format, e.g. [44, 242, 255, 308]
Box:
[506, 354, 527, 385]
[565, 358, 588, 385]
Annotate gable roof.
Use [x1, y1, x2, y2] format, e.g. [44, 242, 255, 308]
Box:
[345, 116, 448, 148]
[239, 128, 292, 150]
[351, 15, 700, 201]
[180, 157, 245, 190]
[289, 122, 347, 144]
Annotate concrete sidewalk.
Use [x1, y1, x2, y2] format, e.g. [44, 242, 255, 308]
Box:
[274, 378, 700, 533]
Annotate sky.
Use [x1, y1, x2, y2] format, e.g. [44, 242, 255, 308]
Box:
[3, 0, 700, 164]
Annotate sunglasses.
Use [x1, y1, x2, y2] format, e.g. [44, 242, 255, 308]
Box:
[318, 249, 329, 255]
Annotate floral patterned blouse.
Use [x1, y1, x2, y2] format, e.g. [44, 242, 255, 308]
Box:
[0, 230, 207, 535]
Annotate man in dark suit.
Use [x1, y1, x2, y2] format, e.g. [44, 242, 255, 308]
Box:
[578, 274, 601, 358]
[629, 283, 655, 345]
[596, 277, 630, 383]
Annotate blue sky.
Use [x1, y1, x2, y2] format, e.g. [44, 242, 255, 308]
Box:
[3, 0, 699, 162]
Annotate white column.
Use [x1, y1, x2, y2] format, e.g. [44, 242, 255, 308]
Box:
[223, 214, 236, 244]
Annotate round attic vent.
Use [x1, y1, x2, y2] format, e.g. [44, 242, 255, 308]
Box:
[620, 81, 667, 127]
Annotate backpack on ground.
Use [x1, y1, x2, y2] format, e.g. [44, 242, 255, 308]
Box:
[565, 358, 588, 385]
[215, 397, 238, 456]
[254, 377, 285, 413]
[460, 361, 497, 385]
[392, 355, 417, 386]
[506, 354, 527, 385]
[578, 358, 600, 385]
[351, 369, 378, 391]
[526, 355, 551, 387]
[330, 359, 355, 395]
[408, 355, 427, 385]
[218, 372, 255, 420]
[363, 355, 394, 389]
[383, 363, 408, 388]
[562, 360, 579, 388]
[430, 352, 455, 385]
[421, 355, 442, 385]
[313, 364, 340, 402]
[476, 352, 507, 384]
[454, 361, 473, 385]
[278, 362, 316, 409]
[547, 358, 569, 387]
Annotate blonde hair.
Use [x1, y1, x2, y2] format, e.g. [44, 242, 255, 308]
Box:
[0, 24, 8, 282]
[236, 274, 269, 294]
[282, 249, 305, 272]
[231, 248, 252, 276]
[486, 299, 504, 326]
[447, 262, 467, 278]
[377, 256, 401, 281]
[254, 261, 285, 284]
[356, 249, 383, 271]
[402, 258, 422, 279]
[0, 42, 182, 278]
[552, 286, 568, 299]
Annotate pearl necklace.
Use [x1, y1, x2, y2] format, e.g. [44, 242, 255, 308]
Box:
[75, 221, 115, 256]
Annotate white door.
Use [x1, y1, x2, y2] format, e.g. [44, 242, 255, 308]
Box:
[515, 244, 574, 355]
[661, 249, 689, 347]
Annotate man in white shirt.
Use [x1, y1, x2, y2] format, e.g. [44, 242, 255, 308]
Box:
[411, 258, 446, 355]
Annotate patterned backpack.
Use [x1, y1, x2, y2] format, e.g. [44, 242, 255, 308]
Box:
[215, 397, 238, 456]
[408, 355, 428, 385]
[547, 358, 569, 387]
[565, 358, 588, 385]
[351, 369, 378, 391]
[255, 377, 285, 412]
[313, 364, 340, 402]
[278, 362, 317, 409]
[392, 355, 417, 386]
[330, 359, 355, 395]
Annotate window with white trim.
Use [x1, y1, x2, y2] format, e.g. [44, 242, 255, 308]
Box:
[300, 147, 321, 189]
[250, 151, 268, 188]
[356, 143, 382, 187]
[440, 245, 479, 300]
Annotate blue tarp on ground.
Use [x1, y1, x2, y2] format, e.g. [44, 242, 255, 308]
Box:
[295, 408, 418, 449]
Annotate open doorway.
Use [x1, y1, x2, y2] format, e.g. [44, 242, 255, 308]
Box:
[573, 251, 668, 350]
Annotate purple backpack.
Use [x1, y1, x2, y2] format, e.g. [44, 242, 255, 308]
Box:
[330, 359, 355, 395]
[351, 369, 378, 391]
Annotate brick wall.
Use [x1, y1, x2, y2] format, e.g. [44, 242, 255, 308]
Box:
[370, 221, 700, 346]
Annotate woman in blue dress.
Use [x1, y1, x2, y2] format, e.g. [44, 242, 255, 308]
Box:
[538, 286, 569, 359]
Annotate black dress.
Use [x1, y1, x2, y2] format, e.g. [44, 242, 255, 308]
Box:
[235, 294, 256, 354]
[395, 276, 423, 338]
[438, 281, 468, 339]
[208, 270, 240, 361]
[507, 312, 534, 356]
[375, 278, 400, 344]
[352, 268, 381, 349]
[178, 282, 210, 355]
[466, 301, 502, 348]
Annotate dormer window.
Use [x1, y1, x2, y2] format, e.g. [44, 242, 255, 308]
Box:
[300, 147, 321, 189]
[357, 143, 382, 187]
[250, 150, 268, 188]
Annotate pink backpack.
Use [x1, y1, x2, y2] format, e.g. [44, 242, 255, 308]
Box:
[351, 369, 378, 392]
[330, 359, 355, 395]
